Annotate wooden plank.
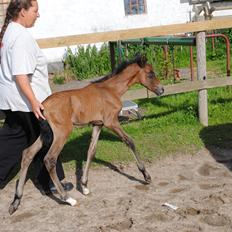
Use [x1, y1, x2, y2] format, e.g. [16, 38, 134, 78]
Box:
[37, 16, 232, 49]
[121, 77, 232, 101]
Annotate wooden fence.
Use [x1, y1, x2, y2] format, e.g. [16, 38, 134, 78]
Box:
[35, 16, 231, 126]
[37, 16, 232, 48]
[122, 77, 232, 101]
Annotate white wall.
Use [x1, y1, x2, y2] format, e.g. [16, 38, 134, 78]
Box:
[27, 0, 193, 63]
[31, 0, 191, 38]
[29, 0, 230, 64]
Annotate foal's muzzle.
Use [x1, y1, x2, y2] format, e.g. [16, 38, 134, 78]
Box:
[154, 85, 164, 96]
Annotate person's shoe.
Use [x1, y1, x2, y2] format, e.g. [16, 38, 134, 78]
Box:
[0, 180, 7, 189]
[49, 182, 74, 194]
[34, 179, 74, 196]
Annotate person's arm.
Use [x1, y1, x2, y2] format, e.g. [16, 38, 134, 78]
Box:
[15, 75, 45, 120]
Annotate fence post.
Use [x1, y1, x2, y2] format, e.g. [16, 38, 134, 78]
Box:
[196, 17, 208, 126]
[109, 42, 116, 71]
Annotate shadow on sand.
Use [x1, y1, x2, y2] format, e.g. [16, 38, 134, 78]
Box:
[199, 123, 232, 171]
[60, 129, 147, 193]
[1, 128, 146, 191]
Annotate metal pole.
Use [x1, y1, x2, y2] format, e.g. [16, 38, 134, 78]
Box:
[190, 46, 194, 81]
[206, 33, 231, 76]
[163, 45, 168, 79]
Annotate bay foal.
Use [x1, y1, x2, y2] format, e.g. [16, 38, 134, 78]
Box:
[9, 55, 164, 214]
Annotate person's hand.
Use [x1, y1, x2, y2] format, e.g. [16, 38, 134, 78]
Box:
[31, 100, 46, 120]
[15, 75, 47, 120]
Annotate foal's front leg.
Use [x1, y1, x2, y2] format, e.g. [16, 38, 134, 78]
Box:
[81, 125, 102, 195]
[9, 137, 43, 215]
[108, 122, 151, 184]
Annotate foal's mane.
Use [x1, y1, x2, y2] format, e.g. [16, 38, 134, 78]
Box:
[92, 55, 144, 84]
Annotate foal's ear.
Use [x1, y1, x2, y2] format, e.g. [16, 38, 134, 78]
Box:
[136, 54, 147, 68]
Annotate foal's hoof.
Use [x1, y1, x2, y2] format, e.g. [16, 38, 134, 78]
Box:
[65, 197, 77, 206]
[82, 186, 90, 195]
[140, 168, 152, 184]
[9, 197, 21, 215]
[144, 173, 152, 184]
[9, 203, 18, 215]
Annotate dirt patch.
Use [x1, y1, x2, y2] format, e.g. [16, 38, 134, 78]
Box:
[1, 148, 232, 231]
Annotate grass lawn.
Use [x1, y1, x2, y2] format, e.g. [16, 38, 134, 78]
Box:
[60, 85, 232, 171]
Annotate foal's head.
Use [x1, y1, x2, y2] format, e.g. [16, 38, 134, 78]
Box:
[135, 55, 164, 96]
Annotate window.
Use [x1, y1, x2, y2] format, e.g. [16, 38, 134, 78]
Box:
[0, 0, 10, 26]
[124, 0, 147, 15]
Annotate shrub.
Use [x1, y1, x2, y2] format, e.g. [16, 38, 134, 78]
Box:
[62, 35, 229, 82]
[63, 44, 111, 80]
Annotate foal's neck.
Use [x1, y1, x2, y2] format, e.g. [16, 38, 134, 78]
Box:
[105, 65, 140, 96]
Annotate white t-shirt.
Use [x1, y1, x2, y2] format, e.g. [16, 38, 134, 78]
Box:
[0, 22, 51, 112]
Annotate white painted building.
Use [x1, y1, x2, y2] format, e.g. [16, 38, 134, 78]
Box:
[28, 0, 192, 65]
[26, 0, 231, 67]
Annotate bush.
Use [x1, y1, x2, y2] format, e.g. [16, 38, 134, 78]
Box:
[62, 35, 229, 82]
[64, 44, 111, 80]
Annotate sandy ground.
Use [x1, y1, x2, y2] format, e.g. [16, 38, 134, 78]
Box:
[1, 148, 232, 232]
[1, 79, 232, 231]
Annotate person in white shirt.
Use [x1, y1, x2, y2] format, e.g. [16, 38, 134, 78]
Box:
[0, 0, 73, 194]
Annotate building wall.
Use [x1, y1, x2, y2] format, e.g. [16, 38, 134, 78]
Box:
[1, 1, 231, 65]
[0, 0, 10, 25]
[31, 0, 191, 38]
[29, 0, 192, 63]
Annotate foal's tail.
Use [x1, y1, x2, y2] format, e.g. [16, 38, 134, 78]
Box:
[39, 119, 54, 149]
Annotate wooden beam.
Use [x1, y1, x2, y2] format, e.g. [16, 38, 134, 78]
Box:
[37, 16, 232, 49]
[121, 77, 232, 101]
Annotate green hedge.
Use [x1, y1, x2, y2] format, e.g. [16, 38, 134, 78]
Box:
[62, 29, 231, 81]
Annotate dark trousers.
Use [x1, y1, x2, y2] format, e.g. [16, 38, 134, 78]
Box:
[0, 110, 65, 188]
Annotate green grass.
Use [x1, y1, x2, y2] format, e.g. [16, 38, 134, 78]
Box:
[53, 76, 65, 85]
[55, 51, 232, 171]
[207, 59, 229, 77]
[60, 85, 232, 171]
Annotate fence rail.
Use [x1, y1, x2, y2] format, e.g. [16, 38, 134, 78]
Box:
[122, 77, 232, 101]
[37, 16, 232, 49]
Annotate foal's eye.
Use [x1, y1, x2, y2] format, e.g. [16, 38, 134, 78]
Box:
[147, 72, 155, 79]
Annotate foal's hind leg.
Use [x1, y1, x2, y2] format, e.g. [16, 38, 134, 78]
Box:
[9, 137, 43, 215]
[81, 125, 102, 195]
[43, 127, 77, 206]
[107, 122, 151, 184]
